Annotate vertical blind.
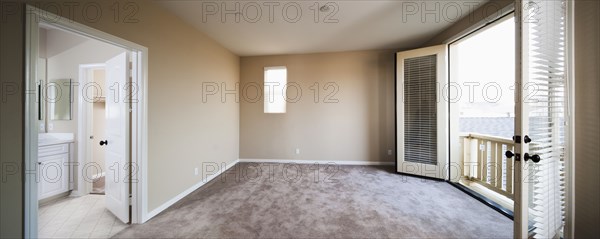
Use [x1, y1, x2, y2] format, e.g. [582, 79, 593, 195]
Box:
[404, 55, 437, 165]
[525, 0, 567, 238]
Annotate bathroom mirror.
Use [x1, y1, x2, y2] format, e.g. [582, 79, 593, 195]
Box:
[49, 78, 72, 121]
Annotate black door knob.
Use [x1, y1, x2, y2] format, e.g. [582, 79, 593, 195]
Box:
[505, 150, 515, 158]
[524, 135, 532, 144]
[99, 140, 108, 146]
[524, 153, 541, 163]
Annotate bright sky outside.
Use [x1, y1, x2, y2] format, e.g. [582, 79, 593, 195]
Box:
[455, 17, 515, 118]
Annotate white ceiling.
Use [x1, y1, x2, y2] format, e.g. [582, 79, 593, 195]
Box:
[156, 0, 488, 56]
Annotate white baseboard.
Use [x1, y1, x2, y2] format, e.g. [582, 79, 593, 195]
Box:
[144, 159, 239, 222]
[238, 158, 395, 166]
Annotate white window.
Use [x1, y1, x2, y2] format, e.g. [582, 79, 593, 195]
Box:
[264, 66, 287, 113]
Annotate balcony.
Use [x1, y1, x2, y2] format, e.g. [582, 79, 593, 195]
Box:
[458, 133, 515, 211]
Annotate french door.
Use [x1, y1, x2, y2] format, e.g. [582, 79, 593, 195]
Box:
[396, 45, 448, 180]
[395, 0, 570, 237]
[513, 0, 569, 238]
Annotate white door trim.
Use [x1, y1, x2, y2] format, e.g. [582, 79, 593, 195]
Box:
[563, 0, 576, 237]
[24, 5, 149, 238]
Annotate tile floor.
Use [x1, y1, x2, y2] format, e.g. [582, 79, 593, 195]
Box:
[38, 195, 128, 238]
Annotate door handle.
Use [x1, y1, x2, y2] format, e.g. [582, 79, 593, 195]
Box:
[524, 153, 541, 163]
[505, 151, 540, 163]
[512, 135, 532, 144]
[100, 140, 108, 146]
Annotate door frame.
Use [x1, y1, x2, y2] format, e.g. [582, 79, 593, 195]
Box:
[74, 63, 106, 197]
[24, 5, 149, 238]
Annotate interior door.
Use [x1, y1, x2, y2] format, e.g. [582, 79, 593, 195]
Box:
[513, 0, 568, 238]
[104, 52, 130, 223]
[396, 45, 448, 180]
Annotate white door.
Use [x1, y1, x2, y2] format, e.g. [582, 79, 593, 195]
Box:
[396, 45, 448, 180]
[513, 0, 568, 238]
[104, 52, 130, 223]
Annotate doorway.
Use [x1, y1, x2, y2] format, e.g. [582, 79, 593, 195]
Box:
[446, 0, 572, 237]
[79, 64, 109, 197]
[448, 13, 517, 216]
[24, 5, 149, 238]
[395, 2, 571, 237]
[89, 66, 107, 195]
[35, 23, 133, 237]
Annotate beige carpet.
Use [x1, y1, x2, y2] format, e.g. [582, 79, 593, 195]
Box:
[114, 163, 512, 238]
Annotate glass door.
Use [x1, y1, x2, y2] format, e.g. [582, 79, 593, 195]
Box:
[513, 0, 569, 238]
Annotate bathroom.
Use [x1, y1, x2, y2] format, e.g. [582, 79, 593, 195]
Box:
[37, 24, 129, 238]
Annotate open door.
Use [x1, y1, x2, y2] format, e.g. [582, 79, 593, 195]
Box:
[513, 0, 569, 238]
[103, 52, 130, 223]
[396, 45, 448, 180]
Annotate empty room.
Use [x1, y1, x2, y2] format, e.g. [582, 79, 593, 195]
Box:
[0, 0, 598, 238]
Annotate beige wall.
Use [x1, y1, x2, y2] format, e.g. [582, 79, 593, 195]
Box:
[0, 6, 25, 236]
[0, 1, 239, 236]
[240, 51, 395, 162]
[574, 0, 600, 237]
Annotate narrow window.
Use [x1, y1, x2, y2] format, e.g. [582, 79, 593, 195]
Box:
[264, 66, 287, 113]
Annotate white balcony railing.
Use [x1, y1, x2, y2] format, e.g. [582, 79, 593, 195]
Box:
[459, 133, 515, 199]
